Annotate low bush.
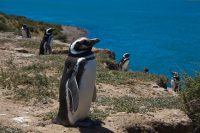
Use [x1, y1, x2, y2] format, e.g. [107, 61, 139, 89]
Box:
[97, 96, 184, 114]
[156, 75, 168, 89]
[0, 124, 25, 133]
[0, 12, 67, 42]
[0, 22, 11, 32]
[55, 34, 67, 43]
[182, 73, 200, 131]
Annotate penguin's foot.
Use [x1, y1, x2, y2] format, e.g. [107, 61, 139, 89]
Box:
[74, 118, 103, 128]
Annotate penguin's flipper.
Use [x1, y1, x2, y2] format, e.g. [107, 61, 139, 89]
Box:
[92, 85, 97, 102]
[67, 75, 79, 112]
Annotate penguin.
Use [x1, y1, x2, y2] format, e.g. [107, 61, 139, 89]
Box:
[21, 24, 31, 38]
[54, 37, 100, 127]
[118, 53, 130, 71]
[171, 72, 180, 92]
[39, 28, 55, 55]
[144, 67, 149, 73]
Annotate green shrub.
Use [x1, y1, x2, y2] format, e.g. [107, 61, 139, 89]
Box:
[97, 96, 183, 113]
[0, 12, 67, 42]
[0, 22, 11, 32]
[55, 34, 67, 42]
[156, 75, 168, 89]
[0, 56, 64, 102]
[0, 124, 25, 133]
[182, 73, 200, 131]
[42, 111, 57, 121]
[89, 109, 109, 120]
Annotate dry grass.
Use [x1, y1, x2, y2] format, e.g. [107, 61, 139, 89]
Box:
[96, 96, 184, 114]
[0, 12, 66, 42]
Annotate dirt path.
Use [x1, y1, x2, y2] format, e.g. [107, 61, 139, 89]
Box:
[0, 90, 114, 133]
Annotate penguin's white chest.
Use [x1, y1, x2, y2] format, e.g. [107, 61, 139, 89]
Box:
[122, 60, 129, 71]
[21, 29, 27, 38]
[68, 59, 96, 124]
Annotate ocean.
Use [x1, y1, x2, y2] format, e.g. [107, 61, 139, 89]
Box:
[1, 0, 200, 77]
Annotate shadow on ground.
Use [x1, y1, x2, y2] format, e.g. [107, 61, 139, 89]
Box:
[79, 126, 114, 133]
[78, 119, 114, 133]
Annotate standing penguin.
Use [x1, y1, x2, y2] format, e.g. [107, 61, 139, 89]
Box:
[118, 53, 130, 71]
[21, 24, 31, 38]
[39, 28, 55, 55]
[171, 72, 180, 92]
[54, 37, 100, 127]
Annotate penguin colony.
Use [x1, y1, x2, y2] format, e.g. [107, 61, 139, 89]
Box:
[54, 37, 100, 126]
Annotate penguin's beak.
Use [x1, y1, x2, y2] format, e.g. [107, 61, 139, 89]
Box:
[49, 28, 55, 33]
[88, 38, 100, 47]
[51, 28, 55, 32]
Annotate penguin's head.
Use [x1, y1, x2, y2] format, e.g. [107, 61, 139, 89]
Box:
[70, 37, 100, 56]
[123, 53, 130, 58]
[172, 72, 179, 77]
[46, 28, 55, 35]
[22, 24, 28, 29]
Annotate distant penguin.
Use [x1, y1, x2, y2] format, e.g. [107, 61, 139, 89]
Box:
[144, 67, 149, 73]
[54, 37, 100, 127]
[118, 53, 130, 71]
[171, 72, 180, 92]
[39, 28, 55, 55]
[21, 24, 31, 38]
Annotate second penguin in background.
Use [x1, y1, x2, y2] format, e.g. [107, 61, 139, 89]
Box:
[21, 24, 31, 38]
[39, 28, 55, 55]
[118, 53, 130, 71]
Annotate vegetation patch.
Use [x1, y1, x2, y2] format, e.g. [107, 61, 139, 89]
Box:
[42, 111, 57, 121]
[0, 22, 12, 32]
[96, 65, 160, 85]
[97, 96, 184, 113]
[0, 124, 25, 133]
[0, 55, 66, 102]
[0, 12, 66, 42]
[16, 39, 40, 49]
[182, 73, 200, 131]
[95, 51, 163, 85]
[89, 109, 109, 120]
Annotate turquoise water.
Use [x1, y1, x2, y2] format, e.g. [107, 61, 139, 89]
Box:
[1, 0, 200, 76]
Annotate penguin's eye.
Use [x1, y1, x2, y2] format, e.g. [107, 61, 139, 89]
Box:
[76, 42, 81, 48]
[82, 40, 87, 44]
[74, 42, 82, 51]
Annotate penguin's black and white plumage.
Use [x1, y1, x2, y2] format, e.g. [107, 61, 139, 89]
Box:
[55, 37, 100, 126]
[118, 53, 130, 71]
[39, 28, 55, 55]
[21, 24, 31, 38]
[171, 72, 180, 92]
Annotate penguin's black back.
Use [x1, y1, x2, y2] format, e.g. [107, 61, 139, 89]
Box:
[57, 56, 85, 124]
